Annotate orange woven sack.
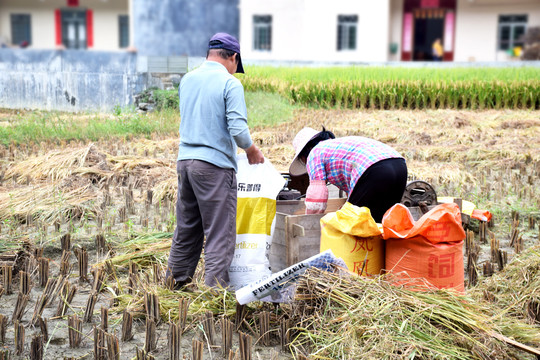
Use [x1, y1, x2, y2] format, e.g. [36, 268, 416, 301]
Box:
[382, 203, 465, 292]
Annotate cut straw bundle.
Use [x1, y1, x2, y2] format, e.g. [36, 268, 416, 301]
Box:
[107, 155, 173, 173]
[103, 233, 173, 267]
[0, 182, 97, 223]
[152, 177, 178, 204]
[112, 280, 236, 325]
[4, 144, 104, 183]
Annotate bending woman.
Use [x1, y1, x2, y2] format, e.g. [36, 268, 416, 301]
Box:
[289, 127, 407, 222]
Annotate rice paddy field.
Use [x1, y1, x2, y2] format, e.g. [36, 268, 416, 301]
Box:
[242, 66, 540, 110]
[0, 66, 539, 359]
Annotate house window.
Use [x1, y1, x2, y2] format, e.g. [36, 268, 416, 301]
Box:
[498, 15, 527, 51]
[61, 9, 87, 49]
[337, 15, 358, 51]
[10, 14, 32, 46]
[119, 15, 129, 48]
[253, 15, 272, 51]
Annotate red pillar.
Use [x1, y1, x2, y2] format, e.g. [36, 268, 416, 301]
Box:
[55, 9, 62, 46]
[86, 10, 93, 48]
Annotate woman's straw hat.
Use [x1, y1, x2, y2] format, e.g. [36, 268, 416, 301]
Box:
[289, 127, 322, 176]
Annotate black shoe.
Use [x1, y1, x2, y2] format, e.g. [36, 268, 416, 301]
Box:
[173, 280, 186, 290]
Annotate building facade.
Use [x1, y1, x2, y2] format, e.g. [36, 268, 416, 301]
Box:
[2, 0, 538, 61]
[0, 0, 130, 51]
[240, 0, 540, 63]
[240, 0, 391, 63]
[0, 0, 240, 56]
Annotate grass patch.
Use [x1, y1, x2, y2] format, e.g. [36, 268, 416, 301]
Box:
[0, 109, 179, 146]
[0, 91, 294, 145]
[245, 91, 297, 127]
[153, 89, 179, 111]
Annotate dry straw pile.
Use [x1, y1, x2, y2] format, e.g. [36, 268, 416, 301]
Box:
[286, 266, 540, 359]
[0, 142, 177, 224]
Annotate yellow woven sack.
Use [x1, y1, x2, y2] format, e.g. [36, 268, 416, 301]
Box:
[320, 202, 384, 276]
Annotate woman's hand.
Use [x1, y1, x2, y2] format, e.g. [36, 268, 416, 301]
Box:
[305, 180, 328, 214]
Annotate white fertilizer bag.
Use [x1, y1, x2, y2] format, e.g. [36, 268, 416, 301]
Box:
[229, 154, 286, 290]
[236, 249, 347, 305]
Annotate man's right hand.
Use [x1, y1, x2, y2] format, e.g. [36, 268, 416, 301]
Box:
[245, 144, 265, 165]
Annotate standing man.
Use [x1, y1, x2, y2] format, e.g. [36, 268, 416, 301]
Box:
[167, 33, 264, 288]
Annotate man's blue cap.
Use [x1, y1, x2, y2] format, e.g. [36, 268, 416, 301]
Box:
[208, 32, 244, 74]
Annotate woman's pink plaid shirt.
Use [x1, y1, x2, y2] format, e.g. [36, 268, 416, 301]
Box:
[306, 137, 403, 193]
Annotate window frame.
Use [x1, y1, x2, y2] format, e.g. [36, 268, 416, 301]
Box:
[497, 14, 528, 51]
[253, 15, 272, 51]
[337, 14, 358, 51]
[10, 13, 32, 46]
[61, 9, 87, 49]
[119, 15, 129, 48]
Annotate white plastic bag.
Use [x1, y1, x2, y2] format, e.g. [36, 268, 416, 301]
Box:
[229, 154, 286, 290]
[235, 249, 347, 304]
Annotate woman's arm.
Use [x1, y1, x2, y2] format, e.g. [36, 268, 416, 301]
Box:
[305, 180, 328, 214]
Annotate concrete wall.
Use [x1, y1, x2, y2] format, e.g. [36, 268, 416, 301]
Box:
[240, 0, 391, 62]
[455, 0, 540, 62]
[132, 0, 240, 56]
[0, 49, 146, 112]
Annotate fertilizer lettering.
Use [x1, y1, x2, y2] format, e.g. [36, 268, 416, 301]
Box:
[236, 250, 345, 304]
[235, 241, 259, 250]
[237, 183, 261, 192]
[350, 238, 374, 253]
[425, 222, 452, 242]
[428, 253, 455, 278]
[352, 260, 369, 275]
[251, 263, 307, 296]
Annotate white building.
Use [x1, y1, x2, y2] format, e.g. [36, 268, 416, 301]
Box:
[2, 0, 539, 62]
[0, 0, 240, 56]
[240, 0, 540, 63]
[0, 0, 130, 51]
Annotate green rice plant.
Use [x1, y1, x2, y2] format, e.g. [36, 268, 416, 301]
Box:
[244, 65, 540, 83]
[240, 66, 540, 110]
[494, 83, 504, 109]
[406, 83, 416, 110]
[395, 82, 407, 109]
[358, 85, 368, 109]
[376, 83, 387, 110]
[333, 82, 343, 109]
[469, 83, 479, 110]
